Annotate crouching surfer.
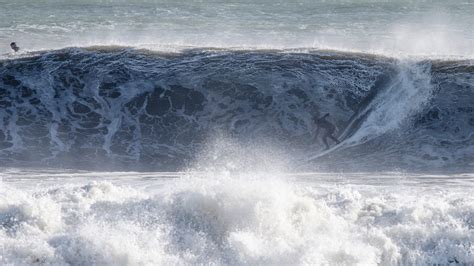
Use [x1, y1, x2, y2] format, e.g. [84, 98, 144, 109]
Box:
[314, 113, 340, 150]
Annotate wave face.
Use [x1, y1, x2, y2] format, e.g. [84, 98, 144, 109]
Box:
[0, 48, 473, 171]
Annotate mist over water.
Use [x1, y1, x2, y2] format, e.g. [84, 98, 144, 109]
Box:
[1, 1, 474, 265]
[1, 0, 473, 57]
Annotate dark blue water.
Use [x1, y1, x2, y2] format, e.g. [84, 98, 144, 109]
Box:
[0, 48, 472, 171]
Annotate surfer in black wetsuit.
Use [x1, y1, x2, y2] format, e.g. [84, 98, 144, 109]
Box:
[314, 113, 340, 150]
[10, 42, 19, 52]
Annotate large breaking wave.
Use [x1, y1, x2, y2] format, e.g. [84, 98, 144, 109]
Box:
[0, 47, 473, 171]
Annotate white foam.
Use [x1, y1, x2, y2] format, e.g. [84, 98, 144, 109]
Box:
[343, 60, 434, 146]
[1, 169, 473, 265]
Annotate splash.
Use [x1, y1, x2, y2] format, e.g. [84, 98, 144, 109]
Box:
[1, 167, 473, 265]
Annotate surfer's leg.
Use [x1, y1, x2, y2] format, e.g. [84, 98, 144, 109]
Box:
[322, 134, 330, 150]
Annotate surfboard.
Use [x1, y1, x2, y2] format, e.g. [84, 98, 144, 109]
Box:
[304, 141, 345, 162]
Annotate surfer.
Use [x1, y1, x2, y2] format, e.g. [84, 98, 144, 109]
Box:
[10, 42, 19, 52]
[314, 113, 340, 150]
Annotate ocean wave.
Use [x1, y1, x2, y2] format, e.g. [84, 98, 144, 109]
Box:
[0, 47, 473, 171]
[2, 45, 473, 62]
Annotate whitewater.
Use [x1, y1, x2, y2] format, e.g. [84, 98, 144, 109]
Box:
[1, 0, 474, 265]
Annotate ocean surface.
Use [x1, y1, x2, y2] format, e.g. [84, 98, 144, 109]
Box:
[0, 0, 473, 265]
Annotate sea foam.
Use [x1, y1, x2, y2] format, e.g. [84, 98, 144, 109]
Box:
[1, 169, 473, 265]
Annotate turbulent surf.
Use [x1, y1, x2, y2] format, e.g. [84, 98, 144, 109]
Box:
[0, 48, 473, 171]
[1, 0, 473, 265]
